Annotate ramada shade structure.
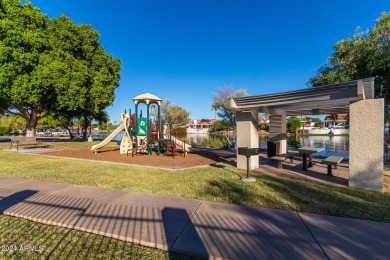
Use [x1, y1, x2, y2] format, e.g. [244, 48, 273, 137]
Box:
[230, 77, 383, 192]
[230, 78, 375, 115]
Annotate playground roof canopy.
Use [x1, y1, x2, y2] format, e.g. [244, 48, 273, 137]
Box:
[133, 93, 162, 105]
[230, 78, 375, 116]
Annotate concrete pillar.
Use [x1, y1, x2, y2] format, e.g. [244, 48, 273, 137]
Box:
[269, 115, 287, 154]
[236, 110, 259, 170]
[349, 99, 383, 191]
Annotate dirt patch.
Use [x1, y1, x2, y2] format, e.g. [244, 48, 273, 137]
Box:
[40, 146, 236, 169]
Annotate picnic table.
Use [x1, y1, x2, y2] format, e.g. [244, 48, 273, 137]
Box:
[297, 147, 325, 171]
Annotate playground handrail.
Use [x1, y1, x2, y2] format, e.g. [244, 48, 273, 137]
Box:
[162, 124, 191, 153]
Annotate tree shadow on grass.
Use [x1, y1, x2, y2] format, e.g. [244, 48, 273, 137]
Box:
[209, 160, 236, 168]
[198, 178, 260, 206]
[257, 174, 390, 222]
[197, 169, 390, 223]
[190, 148, 236, 166]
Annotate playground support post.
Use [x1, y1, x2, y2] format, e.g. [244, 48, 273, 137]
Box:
[157, 105, 161, 155]
[147, 103, 152, 155]
[161, 119, 165, 136]
[169, 120, 172, 141]
[135, 103, 138, 148]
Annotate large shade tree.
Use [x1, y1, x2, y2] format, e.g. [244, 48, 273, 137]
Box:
[211, 85, 248, 126]
[48, 15, 121, 138]
[161, 99, 191, 124]
[0, 0, 121, 136]
[308, 12, 390, 120]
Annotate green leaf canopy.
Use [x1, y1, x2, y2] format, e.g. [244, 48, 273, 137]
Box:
[309, 12, 390, 120]
[0, 0, 121, 136]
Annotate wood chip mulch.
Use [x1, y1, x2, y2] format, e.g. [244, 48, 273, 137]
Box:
[40, 146, 236, 169]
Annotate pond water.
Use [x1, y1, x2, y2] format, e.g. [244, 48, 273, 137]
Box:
[93, 132, 349, 159]
[295, 135, 349, 159]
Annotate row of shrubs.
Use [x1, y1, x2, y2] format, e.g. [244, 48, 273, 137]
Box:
[190, 135, 231, 149]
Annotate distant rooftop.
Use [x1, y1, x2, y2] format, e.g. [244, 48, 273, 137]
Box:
[188, 119, 217, 125]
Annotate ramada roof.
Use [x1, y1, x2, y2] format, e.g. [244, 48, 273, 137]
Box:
[230, 78, 375, 116]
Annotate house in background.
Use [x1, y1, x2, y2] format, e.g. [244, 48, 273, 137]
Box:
[323, 114, 349, 129]
[301, 114, 349, 135]
[186, 119, 217, 134]
[299, 119, 317, 129]
[258, 118, 269, 126]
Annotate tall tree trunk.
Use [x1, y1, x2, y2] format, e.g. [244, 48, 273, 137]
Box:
[65, 126, 74, 139]
[22, 108, 40, 137]
[26, 127, 35, 137]
[82, 115, 89, 139]
[82, 126, 87, 139]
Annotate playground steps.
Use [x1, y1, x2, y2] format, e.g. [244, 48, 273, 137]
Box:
[161, 139, 187, 158]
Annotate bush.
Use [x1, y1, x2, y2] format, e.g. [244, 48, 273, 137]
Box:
[202, 138, 210, 147]
[0, 125, 11, 135]
[211, 120, 231, 132]
[210, 137, 224, 148]
[200, 136, 230, 149]
[210, 136, 230, 149]
[288, 138, 302, 149]
[260, 124, 269, 131]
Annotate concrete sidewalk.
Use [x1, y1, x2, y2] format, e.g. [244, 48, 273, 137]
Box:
[0, 177, 389, 259]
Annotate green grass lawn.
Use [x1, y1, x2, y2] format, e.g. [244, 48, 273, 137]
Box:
[0, 145, 390, 223]
[0, 215, 193, 260]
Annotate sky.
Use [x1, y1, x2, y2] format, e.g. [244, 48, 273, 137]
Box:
[31, 0, 390, 123]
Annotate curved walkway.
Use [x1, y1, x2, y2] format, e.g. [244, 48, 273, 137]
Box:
[0, 177, 389, 259]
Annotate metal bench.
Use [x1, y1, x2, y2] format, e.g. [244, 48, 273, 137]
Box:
[271, 156, 286, 169]
[9, 136, 42, 151]
[320, 156, 343, 176]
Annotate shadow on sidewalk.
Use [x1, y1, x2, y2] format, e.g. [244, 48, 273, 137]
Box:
[0, 190, 37, 213]
[162, 207, 208, 259]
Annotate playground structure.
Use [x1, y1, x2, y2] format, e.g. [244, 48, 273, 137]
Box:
[91, 93, 191, 157]
[91, 113, 132, 154]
